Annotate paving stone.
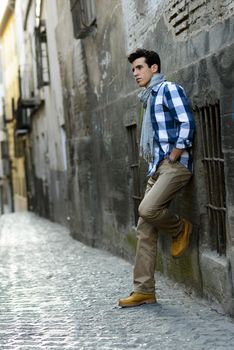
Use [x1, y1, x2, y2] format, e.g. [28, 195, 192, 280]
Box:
[0, 212, 234, 349]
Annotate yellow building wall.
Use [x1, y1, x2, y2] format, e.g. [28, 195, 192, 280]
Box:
[1, 14, 27, 211]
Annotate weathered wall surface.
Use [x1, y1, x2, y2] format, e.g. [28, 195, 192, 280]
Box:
[16, 0, 70, 225]
[55, 0, 96, 245]
[53, 0, 234, 315]
[124, 0, 234, 313]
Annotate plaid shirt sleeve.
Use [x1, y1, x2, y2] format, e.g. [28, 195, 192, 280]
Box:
[163, 83, 195, 149]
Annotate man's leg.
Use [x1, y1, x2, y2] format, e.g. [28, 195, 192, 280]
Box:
[138, 161, 192, 236]
[119, 162, 192, 307]
[133, 217, 157, 294]
[133, 162, 191, 293]
[119, 178, 157, 307]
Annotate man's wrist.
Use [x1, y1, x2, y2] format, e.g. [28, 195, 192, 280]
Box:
[167, 155, 177, 164]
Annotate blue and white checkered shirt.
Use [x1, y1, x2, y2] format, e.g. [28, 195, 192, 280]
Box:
[147, 81, 195, 176]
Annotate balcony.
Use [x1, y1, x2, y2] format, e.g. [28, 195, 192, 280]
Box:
[15, 65, 43, 135]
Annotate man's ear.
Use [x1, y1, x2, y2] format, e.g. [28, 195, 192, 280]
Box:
[151, 64, 158, 74]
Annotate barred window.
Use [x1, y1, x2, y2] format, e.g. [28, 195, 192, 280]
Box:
[198, 103, 226, 255]
[70, 0, 96, 39]
[15, 107, 30, 137]
[35, 20, 50, 88]
[126, 123, 141, 226]
[1, 141, 9, 159]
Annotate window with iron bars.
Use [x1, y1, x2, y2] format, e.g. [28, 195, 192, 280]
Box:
[198, 103, 226, 255]
[1, 141, 9, 159]
[126, 123, 141, 226]
[35, 20, 50, 88]
[70, 0, 96, 39]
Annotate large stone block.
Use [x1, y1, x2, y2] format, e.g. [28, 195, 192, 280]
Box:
[200, 250, 234, 316]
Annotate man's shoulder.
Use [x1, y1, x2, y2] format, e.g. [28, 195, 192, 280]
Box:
[161, 82, 186, 99]
[151, 81, 167, 94]
[163, 81, 184, 90]
[151, 80, 182, 92]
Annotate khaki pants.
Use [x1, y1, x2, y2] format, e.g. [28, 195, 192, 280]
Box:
[133, 160, 192, 294]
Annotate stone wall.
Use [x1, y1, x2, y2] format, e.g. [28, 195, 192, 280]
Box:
[54, 0, 234, 315]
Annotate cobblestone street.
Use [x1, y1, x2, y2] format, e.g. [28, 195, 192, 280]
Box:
[0, 212, 234, 349]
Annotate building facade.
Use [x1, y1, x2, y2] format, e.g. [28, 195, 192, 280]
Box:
[13, 0, 68, 221]
[0, 0, 27, 213]
[2, 0, 234, 315]
[0, 44, 12, 214]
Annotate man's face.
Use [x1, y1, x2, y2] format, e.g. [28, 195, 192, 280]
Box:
[131, 57, 158, 87]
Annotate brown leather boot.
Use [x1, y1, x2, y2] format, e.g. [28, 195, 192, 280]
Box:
[171, 218, 192, 258]
[119, 292, 156, 308]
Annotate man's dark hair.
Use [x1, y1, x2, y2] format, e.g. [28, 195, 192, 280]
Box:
[127, 48, 161, 73]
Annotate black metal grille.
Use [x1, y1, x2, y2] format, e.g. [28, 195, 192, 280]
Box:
[1, 140, 9, 159]
[126, 123, 141, 226]
[16, 108, 30, 131]
[35, 21, 50, 88]
[199, 103, 226, 255]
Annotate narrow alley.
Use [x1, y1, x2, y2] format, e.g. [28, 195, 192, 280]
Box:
[0, 212, 234, 350]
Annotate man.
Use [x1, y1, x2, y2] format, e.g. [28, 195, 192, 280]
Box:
[119, 49, 195, 308]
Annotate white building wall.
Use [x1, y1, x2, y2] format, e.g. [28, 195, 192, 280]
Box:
[35, 0, 66, 173]
[14, 0, 68, 220]
[14, 0, 67, 177]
